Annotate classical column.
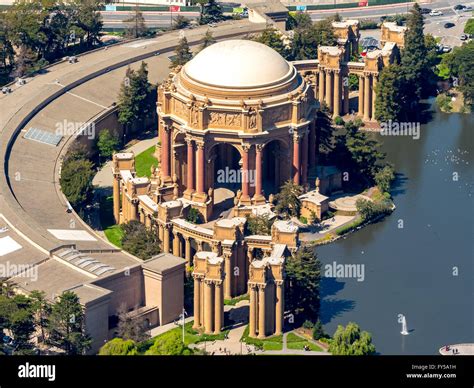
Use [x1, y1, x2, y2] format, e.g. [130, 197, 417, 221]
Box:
[214, 281, 223, 334]
[292, 133, 300, 185]
[185, 138, 195, 197]
[193, 277, 201, 329]
[364, 74, 371, 121]
[275, 281, 284, 336]
[158, 224, 164, 243]
[253, 144, 264, 203]
[247, 248, 253, 263]
[185, 237, 192, 266]
[197, 241, 203, 252]
[249, 285, 257, 338]
[343, 79, 350, 115]
[224, 252, 232, 300]
[240, 145, 251, 204]
[325, 70, 333, 110]
[113, 176, 120, 223]
[333, 70, 341, 118]
[309, 121, 316, 169]
[121, 188, 128, 223]
[372, 76, 377, 121]
[130, 200, 138, 221]
[172, 231, 180, 257]
[301, 130, 308, 186]
[258, 285, 266, 338]
[160, 125, 171, 179]
[204, 280, 214, 334]
[318, 69, 325, 103]
[163, 225, 171, 254]
[358, 75, 364, 117]
[196, 141, 205, 195]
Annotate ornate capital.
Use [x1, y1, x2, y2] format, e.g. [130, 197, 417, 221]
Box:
[242, 144, 251, 153]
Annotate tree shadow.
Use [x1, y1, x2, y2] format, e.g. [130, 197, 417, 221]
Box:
[320, 298, 356, 325]
[224, 304, 249, 330]
[390, 172, 408, 198]
[321, 277, 345, 298]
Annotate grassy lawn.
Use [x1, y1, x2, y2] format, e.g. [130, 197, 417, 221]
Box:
[135, 146, 158, 178]
[99, 195, 123, 247]
[224, 294, 249, 306]
[286, 332, 322, 351]
[241, 325, 283, 351]
[137, 321, 229, 353]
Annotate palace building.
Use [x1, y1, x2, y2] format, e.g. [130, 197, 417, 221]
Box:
[112, 23, 406, 338]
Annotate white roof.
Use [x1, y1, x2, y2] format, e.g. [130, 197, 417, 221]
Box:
[138, 195, 158, 212]
[300, 190, 329, 205]
[115, 152, 134, 159]
[120, 170, 133, 182]
[183, 40, 293, 89]
[273, 220, 298, 233]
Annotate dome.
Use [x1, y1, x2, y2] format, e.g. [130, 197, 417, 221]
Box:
[183, 40, 293, 89]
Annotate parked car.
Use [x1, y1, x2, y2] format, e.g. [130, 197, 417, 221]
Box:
[208, 22, 217, 28]
[429, 10, 443, 16]
[460, 34, 468, 40]
[442, 45, 452, 53]
[1, 86, 11, 94]
[454, 4, 466, 10]
[464, 5, 472, 11]
[420, 8, 431, 14]
[444, 22, 455, 29]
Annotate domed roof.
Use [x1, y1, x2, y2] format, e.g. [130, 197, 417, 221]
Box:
[183, 40, 293, 89]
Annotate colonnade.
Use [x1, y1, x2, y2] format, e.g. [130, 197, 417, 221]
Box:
[193, 276, 224, 335]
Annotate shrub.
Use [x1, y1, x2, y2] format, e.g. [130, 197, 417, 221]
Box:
[302, 320, 314, 329]
[186, 207, 203, 224]
[99, 338, 138, 355]
[334, 116, 344, 126]
[299, 216, 308, 224]
[312, 320, 324, 340]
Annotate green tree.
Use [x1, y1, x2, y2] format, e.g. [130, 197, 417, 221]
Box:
[285, 246, 322, 323]
[116, 304, 150, 343]
[72, 0, 103, 48]
[312, 319, 325, 340]
[291, 16, 336, 60]
[329, 322, 376, 355]
[374, 165, 395, 194]
[446, 41, 474, 108]
[4, 294, 35, 354]
[30, 290, 51, 344]
[344, 121, 385, 183]
[375, 64, 407, 122]
[356, 198, 391, 221]
[254, 26, 288, 58]
[199, 29, 216, 51]
[274, 180, 303, 219]
[60, 156, 95, 207]
[47, 291, 91, 355]
[173, 15, 189, 30]
[199, 0, 224, 24]
[121, 221, 161, 260]
[246, 214, 273, 236]
[99, 338, 138, 355]
[400, 3, 429, 103]
[171, 36, 193, 68]
[124, 5, 148, 39]
[117, 62, 154, 135]
[186, 207, 203, 224]
[145, 331, 192, 355]
[97, 129, 120, 161]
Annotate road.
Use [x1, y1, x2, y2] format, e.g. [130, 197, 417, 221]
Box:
[102, 10, 200, 29]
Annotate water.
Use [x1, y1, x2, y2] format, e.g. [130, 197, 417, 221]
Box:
[317, 100, 474, 354]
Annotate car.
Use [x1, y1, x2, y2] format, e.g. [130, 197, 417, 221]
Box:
[429, 10, 443, 16]
[454, 4, 466, 10]
[444, 22, 455, 29]
[207, 22, 217, 28]
[420, 8, 431, 14]
[464, 5, 472, 11]
[460, 34, 468, 40]
[2, 86, 11, 94]
[442, 45, 452, 53]
[380, 15, 388, 22]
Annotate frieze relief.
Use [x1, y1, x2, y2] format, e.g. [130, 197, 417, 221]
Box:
[263, 105, 291, 127]
[208, 111, 242, 128]
[173, 98, 188, 118]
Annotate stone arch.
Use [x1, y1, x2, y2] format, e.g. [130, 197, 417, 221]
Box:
[207, 142, 243, 192]
[262, 138, 291, 195]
